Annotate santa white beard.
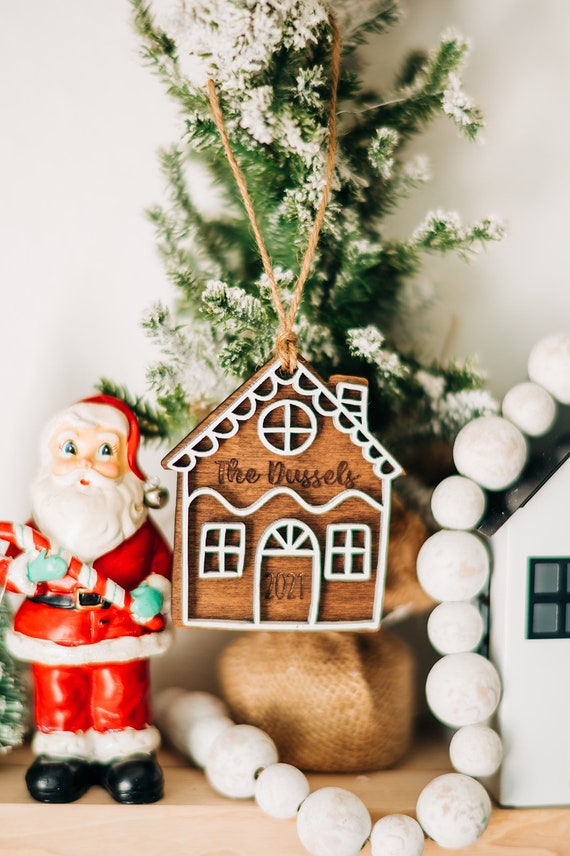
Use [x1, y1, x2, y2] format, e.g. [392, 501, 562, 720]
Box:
[30, 467, 147, 564]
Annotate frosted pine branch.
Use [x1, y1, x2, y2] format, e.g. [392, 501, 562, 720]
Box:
[146, 314, 236, 415]
[437, 388, 498, 435]
[368, 128, 400, 179]
[375, 29, 484, 141]
[296, 316, 339, 364]
[219, 334, 274, 374]
[347, 326, 409, 392]
[202, 280, 268, 327]
[150, 0, 330, 91]
[240, 86, 275, 145]
[391, 155, 431, 199]
[141, 302, 191, 359]
[414, 361, 498, 436]
[412, 210, 505, 259]
[296, 67, 327, 107]
[442, 73, 477, 129]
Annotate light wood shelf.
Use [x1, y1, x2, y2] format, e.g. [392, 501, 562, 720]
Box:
[0, 734, 569, 855]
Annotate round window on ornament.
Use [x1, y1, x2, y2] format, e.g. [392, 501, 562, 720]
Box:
[258, 401, 318, 456]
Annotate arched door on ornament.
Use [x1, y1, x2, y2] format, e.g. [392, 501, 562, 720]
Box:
[254, 519, 320, 625]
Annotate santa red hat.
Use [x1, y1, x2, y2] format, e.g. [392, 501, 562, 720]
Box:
[80, 394, 146, 481]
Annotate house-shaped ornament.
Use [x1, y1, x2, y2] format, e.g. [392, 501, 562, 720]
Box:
[481, 403, 570, 807]
[162, 355, 402, 631]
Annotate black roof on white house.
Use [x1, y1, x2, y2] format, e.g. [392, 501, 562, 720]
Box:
[478, 404, 570, 537]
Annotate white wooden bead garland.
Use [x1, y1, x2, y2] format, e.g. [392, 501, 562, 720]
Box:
[155, 688, 423, 855]
[415, 331, 570, 847]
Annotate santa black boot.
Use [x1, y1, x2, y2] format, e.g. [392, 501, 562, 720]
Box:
[101, 753, 164, 804]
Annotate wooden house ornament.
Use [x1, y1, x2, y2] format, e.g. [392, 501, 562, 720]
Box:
[162, 355, 402, 631]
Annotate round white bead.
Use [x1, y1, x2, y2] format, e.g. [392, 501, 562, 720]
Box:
[416, 773, 491, 848]
[255, 763, 310, 819]
[154, 690, 230, 758]
[528, 331, 570, 404]
[425, 653, 501, 728]
[187, 715, 235, 768]
[502, 382, 557, 437]
[449, 725, 503, 777]
[296, 787, 372, 856]
[430, 475, 487, 530]
[427, 602, 484, 655]
[169, 690, 229, 723]
[370, 814, 425, 856]
[453, 415, 527, 491]
[416, 530, 490, 602]
[205, 724, 279, 799]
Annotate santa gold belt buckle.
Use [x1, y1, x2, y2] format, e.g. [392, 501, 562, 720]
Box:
[74, 588, 104, 610]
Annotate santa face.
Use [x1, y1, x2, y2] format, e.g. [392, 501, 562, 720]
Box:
[49, 423, 129, 482]
[31, 419, 147, 564]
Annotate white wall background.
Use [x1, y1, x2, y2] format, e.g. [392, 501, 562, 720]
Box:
[1, 0, 569, 693]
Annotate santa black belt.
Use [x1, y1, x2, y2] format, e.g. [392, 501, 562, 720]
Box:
[29, 593, 111, 610]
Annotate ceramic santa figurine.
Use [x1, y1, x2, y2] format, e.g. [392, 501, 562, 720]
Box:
[4, 395, 172, 804]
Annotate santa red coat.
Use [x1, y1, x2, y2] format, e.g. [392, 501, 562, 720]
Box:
[5, 518, 172, 744]
[6, 518, 173, 667]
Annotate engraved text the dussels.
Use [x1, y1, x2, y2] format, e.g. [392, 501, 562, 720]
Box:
[215, 457, 361, 489]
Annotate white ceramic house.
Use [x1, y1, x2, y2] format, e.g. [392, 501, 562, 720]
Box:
[482, 406, 570, 806]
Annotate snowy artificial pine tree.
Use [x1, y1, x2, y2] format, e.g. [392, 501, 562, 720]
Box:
[101, 0, 503, 475]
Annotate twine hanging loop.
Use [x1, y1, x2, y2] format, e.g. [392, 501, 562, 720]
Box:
[274, 329, 299, 375]
[207, 11, 341, 374]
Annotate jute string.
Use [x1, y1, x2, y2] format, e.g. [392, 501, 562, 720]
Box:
[207, 11, 340, 374]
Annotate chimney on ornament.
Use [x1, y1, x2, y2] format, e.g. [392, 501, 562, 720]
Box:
[330, 375, 369, 429]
